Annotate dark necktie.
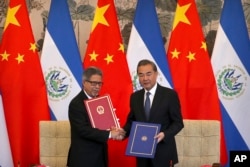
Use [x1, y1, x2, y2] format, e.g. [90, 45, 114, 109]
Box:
[144, 92, 151, 119]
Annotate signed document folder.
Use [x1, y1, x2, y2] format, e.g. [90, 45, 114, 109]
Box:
[126, 121, 161, 158]
[84, 95, 120, 130]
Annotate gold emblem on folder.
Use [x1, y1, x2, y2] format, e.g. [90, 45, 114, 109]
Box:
[141, 136, 147, 141]
[96, 106, 104, 114]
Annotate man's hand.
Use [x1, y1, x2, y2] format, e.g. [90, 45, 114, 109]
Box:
[110, 127, 126, 140]
[154, 132, 165, 143]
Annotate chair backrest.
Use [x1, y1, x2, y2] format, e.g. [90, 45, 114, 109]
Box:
[40, 121, 70, 167]
[39, 120, 220, 167]
[175, 120, 220, 167]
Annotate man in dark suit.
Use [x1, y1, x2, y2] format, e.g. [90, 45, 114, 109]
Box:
[67, 66, 123, 167]
[123, 59, 184, 167]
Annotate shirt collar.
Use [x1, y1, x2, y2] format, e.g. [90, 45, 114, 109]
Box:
[84, 89, 93, 99]
[144, 83, 157, 96]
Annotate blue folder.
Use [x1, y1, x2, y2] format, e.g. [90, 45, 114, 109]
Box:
[125, 121, 161, 158]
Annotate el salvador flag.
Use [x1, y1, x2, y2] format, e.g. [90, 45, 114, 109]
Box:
[126, 0, 172, 91]
[211, 0, 250, 165]
[41, 0, 83, 120]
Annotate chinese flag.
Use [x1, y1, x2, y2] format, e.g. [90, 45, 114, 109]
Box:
[0, 0, 50, 166]
[83, 0, 135, 167]
[166, 0, 227, 164]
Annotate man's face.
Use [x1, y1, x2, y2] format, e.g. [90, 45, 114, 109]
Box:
[83, 74, 103, 97]
[137, 64, 158, 91]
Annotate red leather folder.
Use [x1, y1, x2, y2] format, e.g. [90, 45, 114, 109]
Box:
[84, 95, 120, 130]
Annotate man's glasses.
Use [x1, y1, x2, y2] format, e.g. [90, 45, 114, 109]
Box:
[86, 80, 103, 86]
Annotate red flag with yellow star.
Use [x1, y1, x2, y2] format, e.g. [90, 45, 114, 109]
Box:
[0, 0, 50, 166]
[83, 0, 135, 166]
[167, 0, 227, 164]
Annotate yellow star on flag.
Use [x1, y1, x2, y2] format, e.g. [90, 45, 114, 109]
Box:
[172, 3, 191, 30]
[4, 5, 21, 31]
[104, 53, 113, 64]
[15, 53, 24, 64]
[200, 41, 207, 51]
[186, 51, 196, 62]
[118, 43, 124, 53]
[29, 43, 37, 53]
[91, 4, 110, 32]
[1, 51, 10, 61]
[171, 48, 181, 59]
[89, 51, 99, 61]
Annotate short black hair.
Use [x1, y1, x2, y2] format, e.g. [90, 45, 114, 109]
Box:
[137, 59, 157, 73]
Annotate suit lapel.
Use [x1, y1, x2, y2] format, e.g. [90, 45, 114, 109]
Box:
[149, 84, 162, 121]
[138, 90, 147, 120]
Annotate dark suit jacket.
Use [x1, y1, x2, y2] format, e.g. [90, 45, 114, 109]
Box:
[123, 84, 184, 167]
[67, 90, 110, 167]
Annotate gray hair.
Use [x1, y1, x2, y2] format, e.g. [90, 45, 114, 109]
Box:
[82, 66, 103, 81]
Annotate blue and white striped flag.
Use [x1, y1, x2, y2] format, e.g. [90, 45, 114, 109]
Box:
[0, 95, 13, 167]
[41, 0, 83, 120]
[126, 0, 172, 91]
[211, 0, 250, 165]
